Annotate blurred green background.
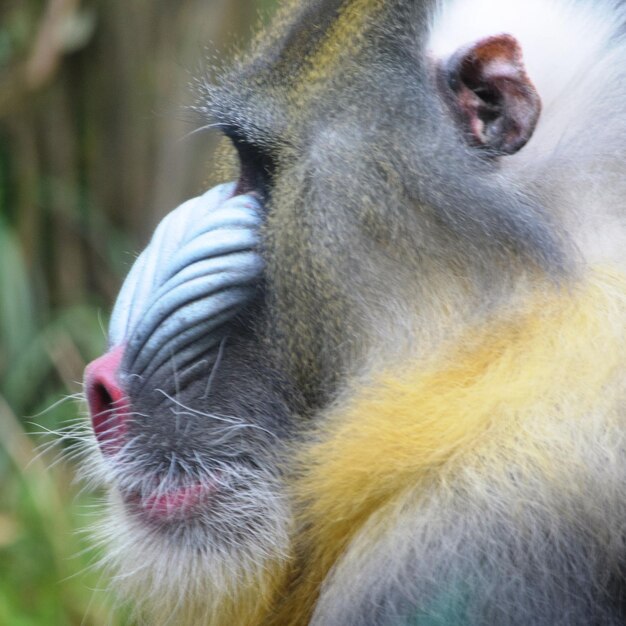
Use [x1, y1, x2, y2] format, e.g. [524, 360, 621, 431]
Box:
[0, 1, 276, 623]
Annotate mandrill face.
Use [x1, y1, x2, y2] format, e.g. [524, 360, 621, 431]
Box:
[82, 0, 575, 622]
[83, 184, 295, 620]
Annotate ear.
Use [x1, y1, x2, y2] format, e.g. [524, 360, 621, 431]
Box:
[440, 34, 541, 156]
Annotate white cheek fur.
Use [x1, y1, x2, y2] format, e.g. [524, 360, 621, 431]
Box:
[430, 0, 626, 273]
[429, 0, 620, 111]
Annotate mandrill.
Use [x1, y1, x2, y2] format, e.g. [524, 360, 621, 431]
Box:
[82, 0, 626, 624]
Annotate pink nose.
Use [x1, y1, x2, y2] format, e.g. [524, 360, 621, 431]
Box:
[84, 345, 129, 454]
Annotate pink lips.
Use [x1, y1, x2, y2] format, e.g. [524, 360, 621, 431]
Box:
[129, 483, 216, 522]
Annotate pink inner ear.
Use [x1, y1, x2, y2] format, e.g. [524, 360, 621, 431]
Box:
[442, 34, 542, 155]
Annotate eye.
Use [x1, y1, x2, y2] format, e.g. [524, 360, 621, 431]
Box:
[223, 127, 275, 199]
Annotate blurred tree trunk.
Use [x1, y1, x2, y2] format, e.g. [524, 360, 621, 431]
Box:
[0, 0, 266, 312]
[0, 5, 278, 622]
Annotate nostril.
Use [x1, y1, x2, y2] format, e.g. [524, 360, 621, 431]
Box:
[84, 346, 129, 454]
[87, 381, 125, 450]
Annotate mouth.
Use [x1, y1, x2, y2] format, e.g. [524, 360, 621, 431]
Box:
[84, 346, 225, 525]
[124, 480, 218, 524]
[84, 360, 235, 527]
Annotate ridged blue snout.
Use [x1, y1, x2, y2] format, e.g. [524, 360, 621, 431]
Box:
[102, 181, 264, 382]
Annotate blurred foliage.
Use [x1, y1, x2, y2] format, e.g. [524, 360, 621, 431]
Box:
[0, 0, 277, 623]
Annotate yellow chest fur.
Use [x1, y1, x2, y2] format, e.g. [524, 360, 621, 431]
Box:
[267, 267, 626, 624]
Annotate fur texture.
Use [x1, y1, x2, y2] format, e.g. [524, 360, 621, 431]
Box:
[276, 267, 626, 625]
[80, 0, 626, 623]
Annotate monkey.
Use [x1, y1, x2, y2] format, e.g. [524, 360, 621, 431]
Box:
[81, 0, 626, 624]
